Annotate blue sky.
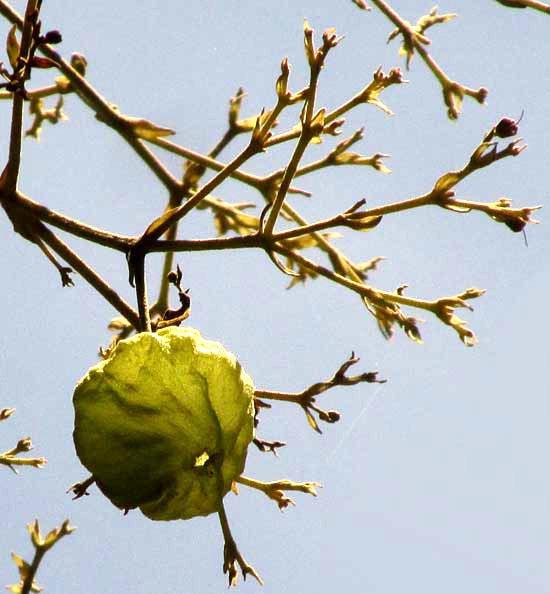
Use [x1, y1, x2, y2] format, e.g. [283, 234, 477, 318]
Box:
[1, 1, 549, 592]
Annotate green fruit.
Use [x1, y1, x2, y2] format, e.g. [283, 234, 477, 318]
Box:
[73, 327, 255, 520]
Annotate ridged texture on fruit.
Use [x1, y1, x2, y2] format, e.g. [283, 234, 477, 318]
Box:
[73, 327, 254, 520]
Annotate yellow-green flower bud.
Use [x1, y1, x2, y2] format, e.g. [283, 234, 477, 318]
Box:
[73, 327, 254, 520]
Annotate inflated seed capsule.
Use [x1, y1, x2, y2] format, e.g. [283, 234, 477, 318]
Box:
[73, 327, 255, 520]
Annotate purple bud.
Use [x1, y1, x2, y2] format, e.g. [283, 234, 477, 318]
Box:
[495, 117, 519, 138]
[504, 217, 526, 233]
[43, 30, 62, 44]
[495, 111, 523, 138]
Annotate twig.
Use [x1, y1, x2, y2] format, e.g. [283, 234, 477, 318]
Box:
[12, 191, 132, 250]
[0, 2, 180, 193]
[1, 437, 46, 472]
[131, 140, 265, 250]
[8, 519, 75, 594]
[218, 501, 263, 587]
[66, 475, 96, 499]
[255, 352, 385, 432]
[132, 252, 151, 332]
[263, 25, 341, 235]
[495, 0, 550, 12]
[37, 224, 141, 329]
[2, 0, 42, 192]
[0, 80, 68, 100]
[369, 0, 487, 118]
[153, 87, 259, 313]
[272, 243, 484, 344]
[236, 475, 320, 510]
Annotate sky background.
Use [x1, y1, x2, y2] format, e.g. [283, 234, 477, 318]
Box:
[1, 1, 549, 592]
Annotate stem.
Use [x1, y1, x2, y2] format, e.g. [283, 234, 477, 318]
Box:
[217, 501, 235, 550]
[270, 193, 431, 243]
[0, 0, 179, 193]
[236, 475, 319, 496]
[138, 144, 260, 244]
[0, 455, 46, 468]
[414, 42, 450, 87]
[149, 137, 263, 189]
[263, 89, 321, 235]
[369, 0, 486, 116]
[263, 135, 312, 236]
[153, 223, 439, 314]
[151, 135, 310, 198]
[2, 0, 41, 192]
[498, 0, 550, 12]
[0, 81, 67, 100]
[371, 0, 441, 80]
[37, 225, 141, 329]
[152, 225, 176, 315]
[133, 253, 151, 332]
[254, 390, 302, 404]
[150, 234, 262, 253]
[272, 242, 437, 311]
[4, 91, 24, 191]
[326, 85, 387, 123]
[14, 191, 132, 249]
[123, 135, 180, 193]
[20, 547, 46, 594]
[370, 0, 430, 43]
[153, 120, 246, 312]
[218, 500, 263, 586]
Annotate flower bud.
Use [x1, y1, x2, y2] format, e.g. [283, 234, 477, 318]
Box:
[42, 30, 62, 44]
[167, 271, 179, 285]
[70, 53, 87, 76]
[16, 437, 33, 452]
[495, 117, 519, 138]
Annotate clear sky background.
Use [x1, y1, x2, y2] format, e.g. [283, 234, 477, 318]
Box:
[1, 1, 549, 592]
